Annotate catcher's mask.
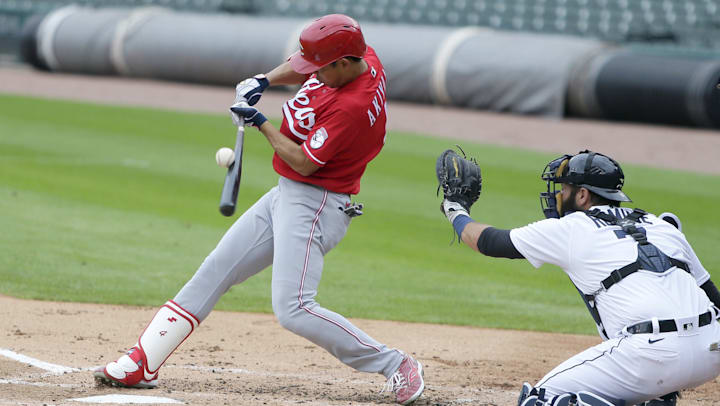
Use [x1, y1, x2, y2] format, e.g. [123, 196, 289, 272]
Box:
[540, 150, 631, 219]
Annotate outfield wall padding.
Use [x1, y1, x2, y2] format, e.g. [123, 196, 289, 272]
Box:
[443, 29, 604, 116]
[35, 6, 133, 74]
[567, 50, 720, 128]
[19, 13, 48, 70]
[23, 6, 606, 118]
[24, 6, 720, 127]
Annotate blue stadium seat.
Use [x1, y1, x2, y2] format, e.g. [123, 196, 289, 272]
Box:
[3, 0, 720, 55]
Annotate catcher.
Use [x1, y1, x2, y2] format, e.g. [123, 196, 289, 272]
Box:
[436, 148, 720, 406]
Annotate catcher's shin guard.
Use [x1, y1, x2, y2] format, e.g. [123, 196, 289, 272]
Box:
[518, 383, 547, 406]
[517, 383, 624, 406]
[550, 391, 624, 406]
[99, 301, 199, 387]
[517, 382, 536, 406]
[575, 391, 624, 406]
[641, 392, 679, 406]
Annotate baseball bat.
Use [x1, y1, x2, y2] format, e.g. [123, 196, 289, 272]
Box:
[219, 120, 244, 216]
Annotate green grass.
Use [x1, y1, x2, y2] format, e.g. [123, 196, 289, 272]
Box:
[1, 94, 719, 335]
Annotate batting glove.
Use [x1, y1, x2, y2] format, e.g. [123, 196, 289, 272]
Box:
[234, 74, 269, 106]
[230, 101, 268, 128]
[441, 199, 469, 224]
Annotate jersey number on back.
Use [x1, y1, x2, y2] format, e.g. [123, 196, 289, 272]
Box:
[614, 227, 646, 240]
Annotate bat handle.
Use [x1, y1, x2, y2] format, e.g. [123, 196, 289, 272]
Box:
[218, 120, 245, 217]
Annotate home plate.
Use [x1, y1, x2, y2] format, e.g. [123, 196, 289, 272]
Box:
[69, 394, 182, 404]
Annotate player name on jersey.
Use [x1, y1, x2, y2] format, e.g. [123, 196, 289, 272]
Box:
[587, 207, 651, 228]
[366, 66, 387, 127]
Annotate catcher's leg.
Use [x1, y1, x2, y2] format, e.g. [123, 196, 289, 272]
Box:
[528, 330, 711, 405]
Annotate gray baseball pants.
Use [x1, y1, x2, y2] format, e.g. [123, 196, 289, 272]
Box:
[174, 176, 403, 377]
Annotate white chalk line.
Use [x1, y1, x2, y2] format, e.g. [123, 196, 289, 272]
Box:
[0, 348, 502, 404]
[0, 348, 79, 374]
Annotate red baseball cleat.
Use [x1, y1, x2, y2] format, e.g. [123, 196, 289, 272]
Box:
[383, 355, 425, 405]
[93, 346, 158, 389]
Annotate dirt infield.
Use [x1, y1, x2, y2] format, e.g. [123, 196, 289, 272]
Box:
[1, 295, 718, 406]
[1, 66, 720, 405]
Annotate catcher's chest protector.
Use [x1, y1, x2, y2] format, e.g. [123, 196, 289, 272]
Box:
[577, 208, 690, 340]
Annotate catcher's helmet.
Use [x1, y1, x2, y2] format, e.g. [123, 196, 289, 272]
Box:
[540, 150, 631, 218]
[289, 14, 367, 74]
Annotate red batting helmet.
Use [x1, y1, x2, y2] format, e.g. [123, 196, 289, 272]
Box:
[289, 14, 367, 74]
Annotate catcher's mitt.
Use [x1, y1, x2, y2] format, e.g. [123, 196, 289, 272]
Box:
[436, 147, 482, 212]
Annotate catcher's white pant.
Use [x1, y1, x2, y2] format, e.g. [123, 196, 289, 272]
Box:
[173, 176, 404, 377]
[536, 316, 720, 405]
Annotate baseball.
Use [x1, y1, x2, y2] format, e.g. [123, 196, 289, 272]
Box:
[215, 147, 235, 168]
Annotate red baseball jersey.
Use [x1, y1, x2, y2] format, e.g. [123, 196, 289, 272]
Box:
[274, 46, 388, 195]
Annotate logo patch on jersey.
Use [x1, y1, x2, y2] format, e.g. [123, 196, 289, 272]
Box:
[309, 127, 328, 149]
[648, 337, 665, 344]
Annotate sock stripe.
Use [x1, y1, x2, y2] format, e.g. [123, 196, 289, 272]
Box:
[167, 300, 200, 328]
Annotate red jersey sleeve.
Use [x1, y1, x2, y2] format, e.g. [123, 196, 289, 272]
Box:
[301, 107, 361, 167]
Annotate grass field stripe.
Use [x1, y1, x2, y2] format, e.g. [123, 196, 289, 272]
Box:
[0, 348, 78, 374]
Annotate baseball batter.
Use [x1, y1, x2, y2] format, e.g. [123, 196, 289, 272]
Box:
[93, 14, 424, 405]
[436, 149, 720, 406]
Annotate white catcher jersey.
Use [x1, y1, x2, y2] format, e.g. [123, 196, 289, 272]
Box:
[510, 205, 712, 339]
